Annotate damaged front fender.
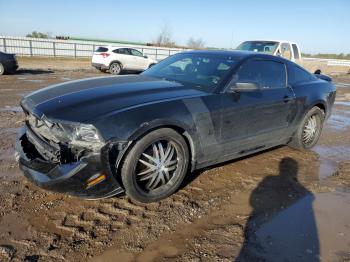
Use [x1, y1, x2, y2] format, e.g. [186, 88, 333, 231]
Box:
[16, 128, 124, 199]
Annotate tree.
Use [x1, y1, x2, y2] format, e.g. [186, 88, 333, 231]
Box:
[187, 37, 205, 49]
[26, 31, 50, 39]
[153, 25, 176, 47]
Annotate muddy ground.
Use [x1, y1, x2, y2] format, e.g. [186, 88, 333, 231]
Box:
[0, 66, 350, 262]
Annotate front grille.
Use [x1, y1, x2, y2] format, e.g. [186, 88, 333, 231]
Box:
[26, 128, 61, 163]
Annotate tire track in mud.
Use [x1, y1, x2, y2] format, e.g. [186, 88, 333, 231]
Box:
[2, 187, 206, 261]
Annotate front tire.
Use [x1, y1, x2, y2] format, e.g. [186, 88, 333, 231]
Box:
[289, 106, 325, 150]
[109, 62, 121, 75]
[0, 63, 4, 75]
[121, 128, 189, 203]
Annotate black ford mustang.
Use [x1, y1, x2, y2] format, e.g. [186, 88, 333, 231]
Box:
[16, 51, 336, 202]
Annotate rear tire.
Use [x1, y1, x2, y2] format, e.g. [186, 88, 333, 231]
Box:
[289, 107, 325, 150]
[121, 128, 189, 203]
[0, 63, 4, 75]
[109, 62, 121, 75]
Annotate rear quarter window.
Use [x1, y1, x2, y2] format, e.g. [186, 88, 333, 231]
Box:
[288, 64, 316, 85]
[95, 47, 108, 52]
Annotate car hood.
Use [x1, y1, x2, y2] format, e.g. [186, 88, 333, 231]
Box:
[21, 75, 206, 123]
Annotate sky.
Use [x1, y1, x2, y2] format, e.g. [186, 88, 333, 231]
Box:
[0, 0, 349, 54]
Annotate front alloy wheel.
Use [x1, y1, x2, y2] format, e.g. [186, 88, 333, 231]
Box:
[137, 140, 178, 191]
[121, 128, 189, 203]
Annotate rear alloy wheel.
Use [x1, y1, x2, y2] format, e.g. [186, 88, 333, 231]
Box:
[121, 128, 189, 203]
[0, 63, 4, 75]
[302, 115, 319, 146]
[109, 62, 121, 75]
[289, 106, 324, 150]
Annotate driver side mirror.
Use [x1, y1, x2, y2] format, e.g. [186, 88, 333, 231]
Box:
[228, 82, 260, 93]
[144, 55, 148, 58]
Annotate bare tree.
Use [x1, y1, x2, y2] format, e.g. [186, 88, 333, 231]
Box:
[153, 24, 176, 47]
[26, 31, 51, 39]
[187, 37, 205, 49]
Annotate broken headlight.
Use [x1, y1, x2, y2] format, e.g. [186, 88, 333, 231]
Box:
[73, 125, 101, 143]
[47, 120, 103, 145]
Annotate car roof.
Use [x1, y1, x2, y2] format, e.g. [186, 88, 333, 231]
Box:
[105, 46, 137, 50]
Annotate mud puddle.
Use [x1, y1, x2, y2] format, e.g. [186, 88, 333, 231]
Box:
[326, 113, 350, 131]
[16, 76, 27, 80]
[0, 128, 20, 135]
[335, 101, 350, 107]
[23, 79, 45, 83]
[336, 82, 350, 88]
[0, 106, 23, 113]
[61, 77, 73, 81]
[313, 145, 350, 180]
[239, 191, 350, 262]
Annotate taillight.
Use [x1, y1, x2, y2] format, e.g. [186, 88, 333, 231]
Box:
[100, 53, 110, 58]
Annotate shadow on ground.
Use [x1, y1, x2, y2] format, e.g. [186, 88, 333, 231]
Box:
[236, 157, 319, 262]
[15, 69, 54, 75]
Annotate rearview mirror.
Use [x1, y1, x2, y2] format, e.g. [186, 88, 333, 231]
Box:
[228, 82, 259, 92]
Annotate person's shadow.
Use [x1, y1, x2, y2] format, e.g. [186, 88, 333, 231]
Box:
[236, 157, 320, 262]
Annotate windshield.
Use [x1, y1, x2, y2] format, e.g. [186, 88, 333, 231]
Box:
[236, 41, 278, 54]
[142, 53, 237, 90]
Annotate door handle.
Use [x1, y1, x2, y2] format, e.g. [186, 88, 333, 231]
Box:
[283, 95, 292, 103]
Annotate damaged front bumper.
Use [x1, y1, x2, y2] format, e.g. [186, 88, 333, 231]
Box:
[16, 128, 124, 199]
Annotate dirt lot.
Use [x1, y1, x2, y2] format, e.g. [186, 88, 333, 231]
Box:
[0, 64, 350, 261]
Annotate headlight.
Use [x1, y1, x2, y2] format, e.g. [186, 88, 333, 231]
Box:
[48, 120, 102, 144]
[35, 115, 103, 145]
[73, 125, 101, 143]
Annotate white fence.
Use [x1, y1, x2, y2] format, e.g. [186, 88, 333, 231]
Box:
[303, 57, 350, 67]
[0, 36, 185, 61]
[1, 36, 350, 67]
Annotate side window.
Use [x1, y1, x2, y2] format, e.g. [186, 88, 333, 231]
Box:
[234, 60, 286, 89]
[281, 43, 292, 60]
[130, 49, 143, 57]
[113, 48, 129, 55]
[292, 44, 300, 59]
[288, 64, 315, 85]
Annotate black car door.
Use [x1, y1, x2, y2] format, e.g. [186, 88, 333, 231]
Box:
[219, 58, 297, 156]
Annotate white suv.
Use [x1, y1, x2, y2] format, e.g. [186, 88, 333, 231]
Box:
[92, 46, 158, 75]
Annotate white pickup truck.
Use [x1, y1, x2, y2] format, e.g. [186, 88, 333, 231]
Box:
[236, 40, 325, 74]
[237, 40, 302, 63]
